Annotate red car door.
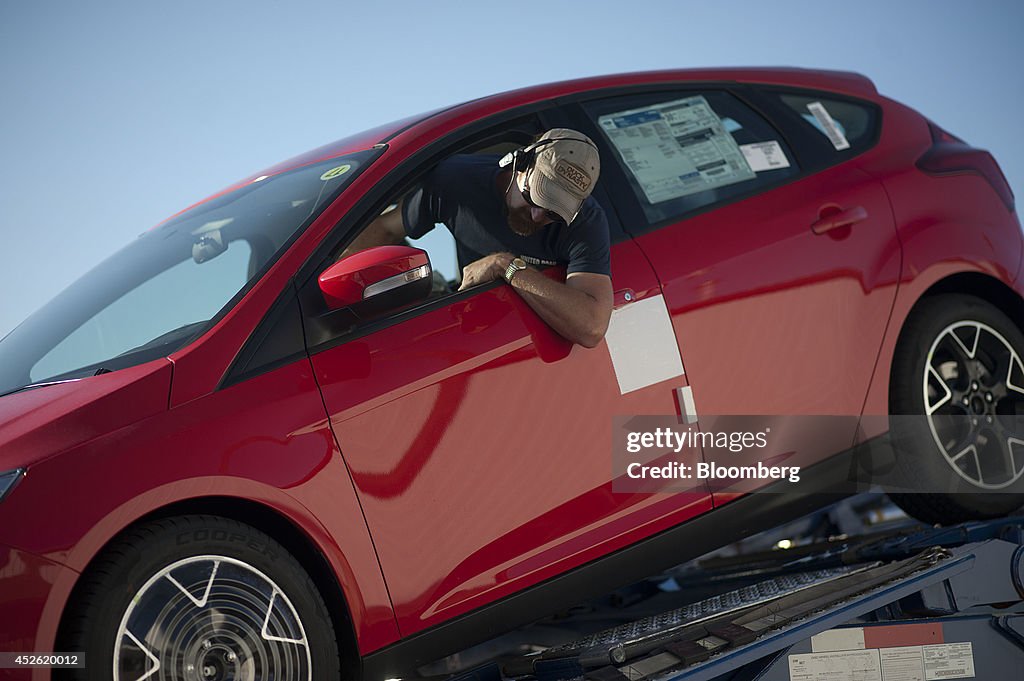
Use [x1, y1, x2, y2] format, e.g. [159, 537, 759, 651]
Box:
[576, 89, 901, 502]
[303, 141, 711, 636]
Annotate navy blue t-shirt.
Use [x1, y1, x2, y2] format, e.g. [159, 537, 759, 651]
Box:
[402, 154, 611, 276]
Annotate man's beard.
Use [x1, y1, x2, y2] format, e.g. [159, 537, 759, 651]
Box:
[506, 206, 546, 236]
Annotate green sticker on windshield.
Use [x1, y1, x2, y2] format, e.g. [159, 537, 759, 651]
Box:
[320, 164, 351, 181]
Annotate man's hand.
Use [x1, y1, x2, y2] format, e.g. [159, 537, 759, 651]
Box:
[459, 252, 612, 348]
[458, 253, 509, 291]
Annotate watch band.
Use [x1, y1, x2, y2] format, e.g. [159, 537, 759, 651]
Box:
[504, 256, 527, 283]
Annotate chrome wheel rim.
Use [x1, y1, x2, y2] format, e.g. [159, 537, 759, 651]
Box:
[114, 555, 312, 681]
[923, 320, 1024, 489]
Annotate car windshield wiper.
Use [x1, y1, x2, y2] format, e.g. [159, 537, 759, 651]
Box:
[0, 323, 204, 400]
[0, 373, 102, 399]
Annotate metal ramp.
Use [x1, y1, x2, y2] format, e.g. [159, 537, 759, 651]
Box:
[443, 518, 1024, 681]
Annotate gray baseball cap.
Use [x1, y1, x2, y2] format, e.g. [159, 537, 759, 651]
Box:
[519, 129, 601, 224]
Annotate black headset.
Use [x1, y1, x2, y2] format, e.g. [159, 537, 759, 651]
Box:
[498, 136, 598, 173]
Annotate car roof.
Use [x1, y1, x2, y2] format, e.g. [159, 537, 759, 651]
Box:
[466, 66, 878, 111]
[279, 67, 878, 169]
[385, 66, 878, 147]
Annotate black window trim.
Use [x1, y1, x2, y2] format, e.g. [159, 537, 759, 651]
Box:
[221, 278, 307, 388]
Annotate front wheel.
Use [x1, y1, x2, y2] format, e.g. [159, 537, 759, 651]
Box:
[888, 293, 1024, 525]
[57, 515, 340, 681]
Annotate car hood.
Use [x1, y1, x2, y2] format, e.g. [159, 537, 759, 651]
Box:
[0, 359, 172, 471]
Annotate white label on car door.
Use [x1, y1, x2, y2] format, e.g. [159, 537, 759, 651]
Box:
[740, 141, 791, 172]
[605, 294, 684, 394]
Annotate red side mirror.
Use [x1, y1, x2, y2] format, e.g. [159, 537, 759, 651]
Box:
[318, 245, 432, 311]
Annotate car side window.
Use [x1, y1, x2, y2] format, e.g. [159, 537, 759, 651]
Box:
[388, 139, 526, 293]
[406, 217, 459, 289]
[774, 92, 878, 156]
[582, 90, 800, 226]
[329, 139, 528, 298]
[297, 131, 544, 349]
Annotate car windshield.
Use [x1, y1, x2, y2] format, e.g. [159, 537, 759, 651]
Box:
[0, 148, 382, 397]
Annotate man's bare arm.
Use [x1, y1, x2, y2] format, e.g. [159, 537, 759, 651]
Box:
[459, 253, 613, 348]
[338, 200, 406, 258]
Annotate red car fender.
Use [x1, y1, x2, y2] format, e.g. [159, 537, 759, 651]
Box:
[853, 91, 1024, 430]
[4, 359, 400, 654]
[860, 257, 1020, 437]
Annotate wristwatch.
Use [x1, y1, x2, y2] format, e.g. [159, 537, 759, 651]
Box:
[504, 256, 527, 283]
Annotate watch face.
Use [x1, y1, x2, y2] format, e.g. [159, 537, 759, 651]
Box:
[505, 257, 527, 283]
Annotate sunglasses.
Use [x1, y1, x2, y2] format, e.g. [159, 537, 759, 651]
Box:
[520, 172, 564, 224]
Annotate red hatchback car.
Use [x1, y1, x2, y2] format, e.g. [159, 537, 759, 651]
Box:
[1, 68, 1022, 681]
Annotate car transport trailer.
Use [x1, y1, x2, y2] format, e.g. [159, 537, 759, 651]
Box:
[436, 510, 1024, 681]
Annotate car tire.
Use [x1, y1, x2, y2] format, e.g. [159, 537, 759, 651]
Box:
[56, 515, 340, 681]
[888, 293, 1024, 525]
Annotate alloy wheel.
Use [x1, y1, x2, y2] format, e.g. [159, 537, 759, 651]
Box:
[114, 555, 312, 681]
[923, 320, 1024, 489]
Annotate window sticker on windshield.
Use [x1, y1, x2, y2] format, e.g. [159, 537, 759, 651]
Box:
[740, 141, 791, 172]
[320, 164, 352, 181]
[598, 95, 755, 204]
[806, 102, 850, 150]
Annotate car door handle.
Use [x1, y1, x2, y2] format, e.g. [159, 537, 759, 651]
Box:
[811, 205, 868, 235]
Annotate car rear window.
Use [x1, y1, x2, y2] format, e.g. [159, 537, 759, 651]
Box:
[775, 93, 878, 154]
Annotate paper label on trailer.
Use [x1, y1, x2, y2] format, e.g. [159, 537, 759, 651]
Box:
[597, 95, 755, 204]
[811, 628, 866, 652]
[879, 647, 926, 681]
[807, 101, 851, 150]
[740, 141, 791, 172]
[923, 643, 974, 679]
[789, 649, 882, 681]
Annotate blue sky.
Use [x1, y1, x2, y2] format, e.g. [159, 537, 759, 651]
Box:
[1, 0, 1022, 337]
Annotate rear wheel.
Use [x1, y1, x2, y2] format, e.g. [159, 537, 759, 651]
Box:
[888, 294, 1024, 524]
[57, 515, 340, 681]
